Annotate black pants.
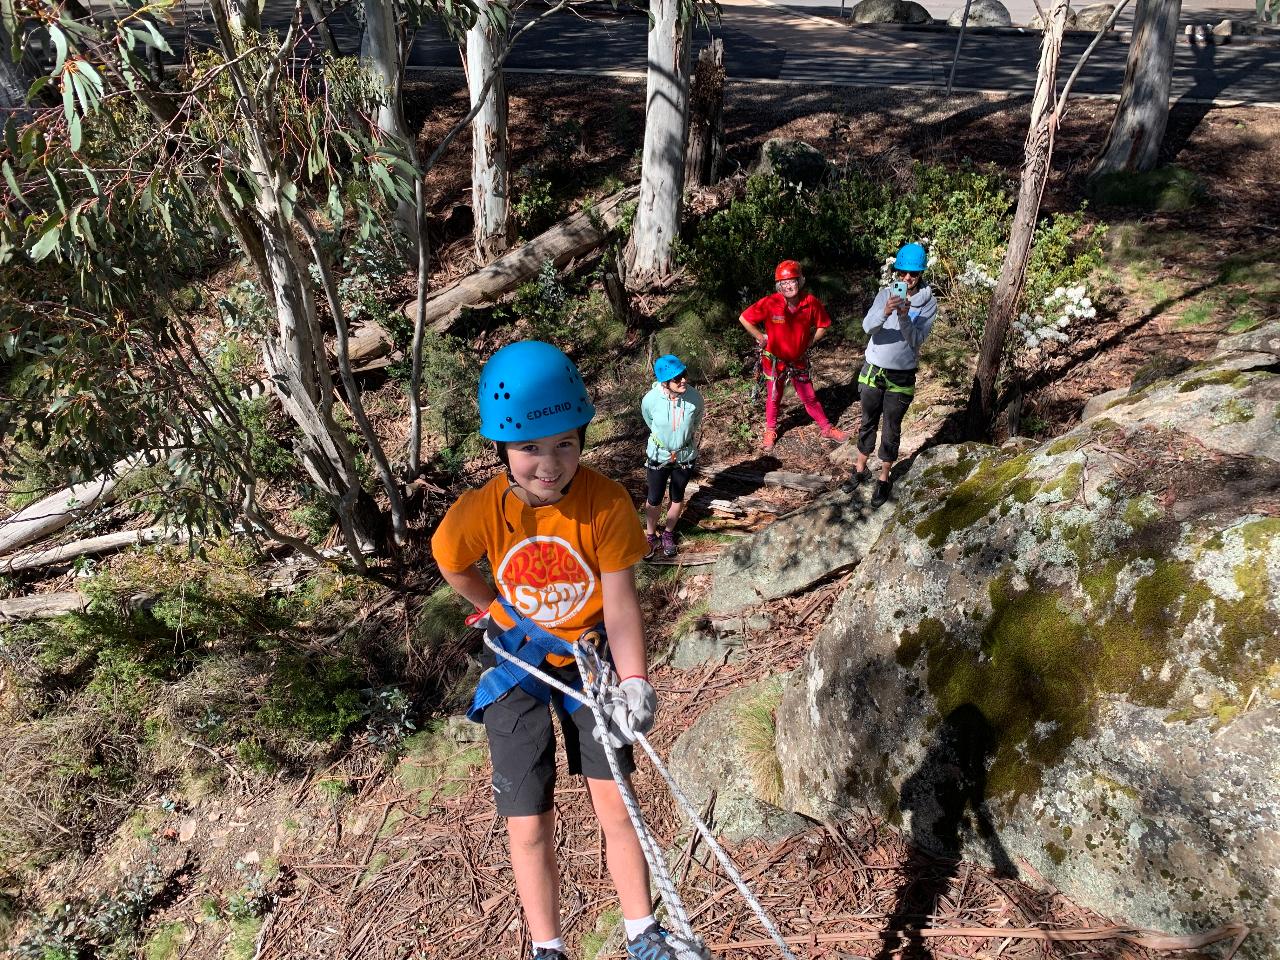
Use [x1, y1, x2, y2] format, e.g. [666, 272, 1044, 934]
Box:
[857, 364, 916, 463]
[645, 461, 694, 506]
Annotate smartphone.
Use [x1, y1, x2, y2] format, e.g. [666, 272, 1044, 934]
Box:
[891, 280, 909, 300]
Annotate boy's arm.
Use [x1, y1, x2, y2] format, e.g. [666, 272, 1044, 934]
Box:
[439, 563, 497, 614]
[601, 566, 646, 681]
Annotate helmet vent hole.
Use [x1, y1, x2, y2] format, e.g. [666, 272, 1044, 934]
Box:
[515, 423, 522, 429]
[499, 381, 505, 389]
[506, 416, 512, 423]
[503, 392, 510, 399]
[493, 392, 500, 399]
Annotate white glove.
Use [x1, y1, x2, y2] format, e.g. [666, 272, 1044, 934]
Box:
[592, 677, 658, 749]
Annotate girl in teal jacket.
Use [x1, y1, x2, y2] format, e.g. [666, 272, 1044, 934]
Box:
[640, 355, 704, 559]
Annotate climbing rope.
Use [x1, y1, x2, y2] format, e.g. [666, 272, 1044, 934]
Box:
[481, 629, 799, 960]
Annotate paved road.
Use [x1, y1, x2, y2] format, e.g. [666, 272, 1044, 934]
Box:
[399, 0, 1280, 104]
[156, 0, 1280, 105]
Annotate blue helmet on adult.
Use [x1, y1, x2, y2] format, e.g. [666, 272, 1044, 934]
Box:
[893, 242, 928, 272]
[654, 354, 687, 384]
[477, 340, 595, 441]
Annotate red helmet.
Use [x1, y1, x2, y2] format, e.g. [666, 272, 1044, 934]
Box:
[774, 260, 803, 282]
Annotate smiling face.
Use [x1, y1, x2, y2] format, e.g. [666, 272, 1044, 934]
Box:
[895, 268, 922, 293]
[505, 428, 583, 505]
[662, 373, 689, 396]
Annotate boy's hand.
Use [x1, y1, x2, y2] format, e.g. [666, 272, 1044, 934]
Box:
[619, 677, 657, 735]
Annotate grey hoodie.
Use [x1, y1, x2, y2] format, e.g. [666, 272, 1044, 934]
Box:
[862, 285, 938, 371]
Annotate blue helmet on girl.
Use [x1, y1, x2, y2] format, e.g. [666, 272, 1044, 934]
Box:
[654, 354, 686, 384]
[893, 242, 928, 272]
[478, 340, 595, 441]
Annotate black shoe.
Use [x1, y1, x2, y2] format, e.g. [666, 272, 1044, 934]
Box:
[870, 479, 891, 508]
[841, 468, 870, 494]
[533, 949, 569, 960]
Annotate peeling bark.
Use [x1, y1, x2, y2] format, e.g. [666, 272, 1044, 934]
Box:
[684, 38, 725, 190]
[362, 0, 419, 248]
[966, 0, 1071, 439]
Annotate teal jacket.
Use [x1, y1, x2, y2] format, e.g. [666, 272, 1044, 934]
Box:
[641, 381, 703, 466]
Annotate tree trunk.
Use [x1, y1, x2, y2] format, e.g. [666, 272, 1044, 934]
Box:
[965, 0, 1071, 440]
[0, 455, 142, 557]
[1089, 0, 1182, 176]
[305, 0, 342, 56]
[684, 38, 725, 190]
[625, 0, 692, 286]
[466, 0, 512, 262]
[362, 0, 419, 248]
[227, 0, 263, 35]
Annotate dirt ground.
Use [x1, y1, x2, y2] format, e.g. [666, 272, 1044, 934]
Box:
[8, 78, 1277, 960]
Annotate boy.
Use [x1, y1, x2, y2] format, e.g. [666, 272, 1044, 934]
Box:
[848, 242, 937, 508]
[640, 354, 704, 559]
[738, 260, 847, 452]
[431, 340, 684, 960]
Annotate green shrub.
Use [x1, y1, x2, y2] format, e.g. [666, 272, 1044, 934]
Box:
[255, 651, 365, 744]
[514, 166, 563, 238]
[417, 334, 482, 454]
[1086, 165, 1207, 212]
[238, 397, 295, 481]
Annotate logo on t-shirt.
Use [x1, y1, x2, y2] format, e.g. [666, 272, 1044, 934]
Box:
[495, 536, 595, 628]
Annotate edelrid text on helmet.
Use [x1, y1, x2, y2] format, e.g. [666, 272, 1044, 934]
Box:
[774, 260, 803, 282]
[477, 340, 596, 441]
[893, 243, 928, 273]
[653, 354, 687, 384]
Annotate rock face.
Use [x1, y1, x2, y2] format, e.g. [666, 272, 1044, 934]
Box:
[751, 138, 830, 191]
[669, 676, 813, 843]
[709, 489, 890, 615]
[774, 323, 1280, 956]
[948, 0, 1012, 26]
[851, 0, 933, 24]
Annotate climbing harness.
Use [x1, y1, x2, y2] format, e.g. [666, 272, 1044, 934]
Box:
[475, 612, 799, 960]
[857, 363, 916, 397]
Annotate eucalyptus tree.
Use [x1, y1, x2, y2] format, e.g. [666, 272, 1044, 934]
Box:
[625, 0, 694, 285]
[465, 0, 512, 262]
[1090, 0, 1183, 176]
[0, 0, 432, 569]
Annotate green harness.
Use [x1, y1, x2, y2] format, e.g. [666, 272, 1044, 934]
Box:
[858, 363, 915, 397]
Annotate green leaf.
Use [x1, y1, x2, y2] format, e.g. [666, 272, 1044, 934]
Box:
[29, 220, 63, 262]
[140, 19, 172, 54]
[25, 75, 52, 105]
[49, 25, 68, 74]
[2, 160, 22, 203]
[61, 73, 77, 127]
[69, 112, 82, 151]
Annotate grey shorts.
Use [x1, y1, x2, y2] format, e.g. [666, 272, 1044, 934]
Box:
[480, 648, 635, 817]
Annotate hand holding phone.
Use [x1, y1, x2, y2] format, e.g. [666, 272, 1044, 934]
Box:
[891, 280, 909, 301]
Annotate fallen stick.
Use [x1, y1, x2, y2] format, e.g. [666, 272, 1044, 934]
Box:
[0, 526, 187, 574]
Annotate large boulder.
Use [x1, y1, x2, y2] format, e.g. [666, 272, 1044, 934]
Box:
[669, 676, 813, 843]
[774, 322, 1280, 956]
[948, 0, 1012, 26]
[709, 488, 891, 615]
[851, 0, 933, 24]
[1030, 5, 1076, 28]
[751, 138, 831, 190]
[1075, 2, 1116, 30]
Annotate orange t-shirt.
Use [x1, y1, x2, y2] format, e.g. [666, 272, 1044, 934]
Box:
[431, 466, 648, 663]
[741, 292, 832, 367]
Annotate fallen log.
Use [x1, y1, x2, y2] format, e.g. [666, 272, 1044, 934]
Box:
[0, 590, 88, 621]
[0, 454, 144, 558]
[701, 465, 832, 494]
[400, 186, 639, 332]
[0, 526, 188, 575]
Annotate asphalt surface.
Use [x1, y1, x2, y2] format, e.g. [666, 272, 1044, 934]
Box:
[155, 0, 1280, 105]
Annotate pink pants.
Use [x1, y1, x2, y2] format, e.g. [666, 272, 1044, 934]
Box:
[764, 362, 831, 431]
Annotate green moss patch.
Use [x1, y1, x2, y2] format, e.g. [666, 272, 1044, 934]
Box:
[913, 451, 1038, 547]
[395, 724, 487, 812]
[1177, 369, 1249, 393]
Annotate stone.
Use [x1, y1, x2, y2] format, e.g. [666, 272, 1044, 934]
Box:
[178, 819, 197, 843]
[708, 486, 893, 615]
[1213, 18, 1233, 38]
[670, 627, 746, 670]
[850, 0, 933, 24]
[1080, 386, 1126, 422]
[750, 138, 830, 191]
[773, 329, 1280, 955]
[1075, 2, 1116, 30]
[669, 676, 813, 843]
[1030, 5, 1077, 28]
[948, 0, 1012, 27]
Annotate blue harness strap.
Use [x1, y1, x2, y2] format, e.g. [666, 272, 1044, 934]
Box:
[468, 598, 587, 723]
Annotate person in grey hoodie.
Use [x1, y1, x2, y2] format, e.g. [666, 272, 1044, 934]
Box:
[640, 354, 704, 559]
[849, 242, 937, 508]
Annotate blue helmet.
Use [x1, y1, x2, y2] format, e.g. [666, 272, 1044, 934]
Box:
[893, 242, 928, 273]
[477, 340, 595, 441]
[654, 354, 686, 384]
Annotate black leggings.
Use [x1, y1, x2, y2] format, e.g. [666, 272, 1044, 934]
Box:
[646, 462, 694, 506]
[857, 365, 916, 463]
